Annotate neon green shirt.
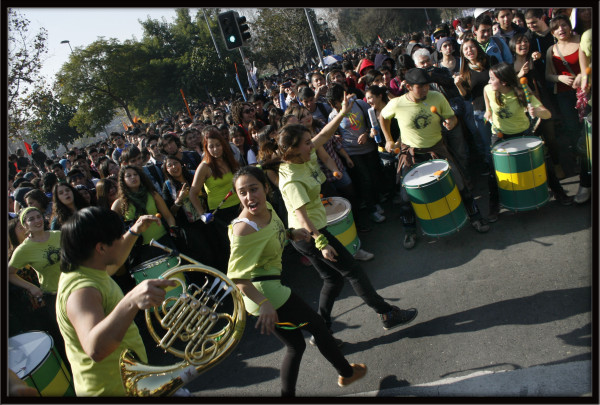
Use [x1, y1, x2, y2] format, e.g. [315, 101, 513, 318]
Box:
[381, 90, 454, 148]
[56, 266, 147, 396]
[124, 193, 166, 244]
[204, 171, 241, 210]
[484, 84, 541, 135]
[581, 29, 592, 107]
[279, 150, 327, 230]
[9, 231, 62, 293]
[227, 204, 291, 316]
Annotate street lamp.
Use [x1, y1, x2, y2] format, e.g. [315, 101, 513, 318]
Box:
[61, 40, 73, 53]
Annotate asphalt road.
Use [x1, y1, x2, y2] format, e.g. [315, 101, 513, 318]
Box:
[180, 170, 594, 399]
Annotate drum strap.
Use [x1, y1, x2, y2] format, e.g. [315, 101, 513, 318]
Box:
[250, 275, 281, 282]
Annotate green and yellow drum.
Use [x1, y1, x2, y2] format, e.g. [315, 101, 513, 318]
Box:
[584, 113, 592, 174]
[130, 255, 186, 312]
[323, 197, 361, 255]
[9, 331, 75, 396]
[402, 159, 468, 237]
[492, 136, 549, 211]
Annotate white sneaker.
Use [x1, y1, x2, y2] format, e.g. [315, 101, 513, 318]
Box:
[375, 204, 385, 215]
[353, 249, 374, 261]
[370, 212, 386, 223]
[574, 186, 591, 204]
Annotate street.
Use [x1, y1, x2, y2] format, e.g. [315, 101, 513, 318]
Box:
[183, 172, 594, 398]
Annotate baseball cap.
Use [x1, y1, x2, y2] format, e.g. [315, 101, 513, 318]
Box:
[404, 68, 433, 85]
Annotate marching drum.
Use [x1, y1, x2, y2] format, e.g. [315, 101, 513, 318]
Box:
[323, 197, 361, 255]
[584, 113, 592, 174]
[402, 159, 468, 237]
[130, 255, 186, 311]
[8, 331, 75, 397]
[491, 136, 549, 211]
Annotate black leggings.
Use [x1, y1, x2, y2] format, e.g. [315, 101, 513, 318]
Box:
[291, 228, 392, 329]
[272, 292, 353, 397]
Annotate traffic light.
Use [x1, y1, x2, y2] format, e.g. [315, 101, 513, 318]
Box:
[217, 11, 250, 50]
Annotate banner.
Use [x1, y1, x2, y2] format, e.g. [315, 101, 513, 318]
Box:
[23, 141, 32, 155]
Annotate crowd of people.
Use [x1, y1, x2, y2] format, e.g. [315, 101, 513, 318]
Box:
[7, 7, 592, 397]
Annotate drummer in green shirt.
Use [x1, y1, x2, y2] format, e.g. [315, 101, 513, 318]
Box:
[56, 207, 175, 396]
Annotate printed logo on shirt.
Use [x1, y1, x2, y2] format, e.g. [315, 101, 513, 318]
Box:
[310, 169, 321, 183]
[412, 108, 433, 130]
[276, 218, 286, 248]
[44, 245, 61, 266]
[498, 106, 513, 120]
[345, 112, 362, 131]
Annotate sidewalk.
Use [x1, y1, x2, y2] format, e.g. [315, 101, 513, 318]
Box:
[347, 360, 592, 398]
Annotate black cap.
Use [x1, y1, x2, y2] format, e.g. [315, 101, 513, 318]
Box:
[404, 68, 433, 85]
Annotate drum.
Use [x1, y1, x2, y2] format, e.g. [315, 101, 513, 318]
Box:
[402, 159, 468, 237]
[323, 197, 361, 255]
[491, 136, 549, 211]
[584, 113, 592, 174]
[8, 331, 75, 397]
[130, 255, 186, 311]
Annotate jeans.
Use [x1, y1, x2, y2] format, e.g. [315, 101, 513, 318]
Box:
[273, 292, 353, 396]
[291, 228, 392, 329]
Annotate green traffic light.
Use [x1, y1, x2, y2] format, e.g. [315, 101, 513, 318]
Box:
[229, 35, 236, 43]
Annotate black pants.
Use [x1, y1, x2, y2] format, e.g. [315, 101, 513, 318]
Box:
[272, 292, 353, 397]
[291, 228, 392, 329]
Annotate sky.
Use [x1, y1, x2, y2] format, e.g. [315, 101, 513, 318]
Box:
[16, 8, 204, 83]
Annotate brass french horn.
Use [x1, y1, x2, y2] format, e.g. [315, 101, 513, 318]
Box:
[119, 240, 246, 396]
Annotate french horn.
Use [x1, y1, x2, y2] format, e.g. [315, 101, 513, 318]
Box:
[119, 240, 246, 396]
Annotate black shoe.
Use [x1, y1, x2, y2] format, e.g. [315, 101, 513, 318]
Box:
[309, 331, 344, 348]
[555, 192, 574, 206]
[471, 219, 490, 233]
[488, 204, 500, 223]
[380, 306, 418, 330]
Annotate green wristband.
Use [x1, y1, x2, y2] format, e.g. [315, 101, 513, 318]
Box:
[315, 234, 329, 250]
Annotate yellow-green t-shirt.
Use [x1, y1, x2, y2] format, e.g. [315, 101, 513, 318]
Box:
[484, 84, 541, 135]
[56, 266, 147, 396]
[9, 231, 62, 293]
[380, 90, 454, 148]
[124, 193, 166, 244]
[204, 171, 241, 210]
[227, 203, 291, 316]
[278, 150, 327, 230]
[581, 29, 592, 107]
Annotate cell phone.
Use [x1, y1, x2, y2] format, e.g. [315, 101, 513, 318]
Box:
[282, 81, 292, 88]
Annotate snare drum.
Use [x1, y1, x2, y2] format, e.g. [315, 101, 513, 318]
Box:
[491, 136, 549, 211]
[323, 197, 361, 255]
[130, 255, 186, 311]
[402, 159, 468, 237]
[8, 331, 75, 397]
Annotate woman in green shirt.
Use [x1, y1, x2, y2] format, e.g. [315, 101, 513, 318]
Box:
[228, 166, 366, 397]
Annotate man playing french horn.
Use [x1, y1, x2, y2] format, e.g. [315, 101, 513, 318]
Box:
[55, 207, 176, 396]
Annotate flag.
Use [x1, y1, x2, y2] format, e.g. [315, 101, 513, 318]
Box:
[378, 35, 384, 45]
[24, 141, 32, 155]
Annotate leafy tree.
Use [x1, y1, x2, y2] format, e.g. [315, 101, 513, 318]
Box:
[56, 38, 147, 136]
[23, 83, 82, 151]
[7, 8, 48, 141]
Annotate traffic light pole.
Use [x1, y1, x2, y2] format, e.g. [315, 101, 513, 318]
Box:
[238, 46, 257, 95]
[304, 8, 325, 70]
[203, 9, 222, 60]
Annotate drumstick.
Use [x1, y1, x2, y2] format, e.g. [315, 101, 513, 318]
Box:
[430, 105, 445, 123]
[202, 189, 234, 223]
[149, 238, 201, 265]
[519, 77, 533, 108]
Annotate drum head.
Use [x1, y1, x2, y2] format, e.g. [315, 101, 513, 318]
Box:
[324, 197, 351, 224]
[9, 331, 53, 379]
[492, 137, 542, 154]
[130, 254, 172, 273]
[403, 160, 449, 187]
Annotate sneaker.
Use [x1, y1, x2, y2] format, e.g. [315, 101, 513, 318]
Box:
[574, 186, 591, 204]
[471, 219, 490, 233]
[300, 256, 312, 267]
[555, 192, 574, 206]
[403, 231, 417, 249]
[338, 363, 367, 387]
[353, 249, 374, 261]
[375, 204, 385, 215]
[380, 306, 418, 330]
[309, 331, 344, 348]
[370, 211, 386, 223]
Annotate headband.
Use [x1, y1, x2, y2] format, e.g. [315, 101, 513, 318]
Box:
[19, 206, 41, 226]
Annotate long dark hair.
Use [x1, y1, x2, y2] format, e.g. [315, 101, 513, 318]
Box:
[60, 207, 125, 272]
[116, 164, 157, 217]
[51, 182, 90, 229]
[278, 123, 310, 162]
[233, 165, 268, 195]
[490, 63, 528, 108]
[162, 155, 195, 191]
[201, 126, 239, 178]
[95, 178, 118, 210]
[459, 37, 491, 87]
[508, 33, 531, 58]
[365, 85, 389, 104]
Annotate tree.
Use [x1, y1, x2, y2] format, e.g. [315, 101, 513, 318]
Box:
[7, 8, 48, 141]
[23, 82, 82, 151]
[56, 38, 147, 136]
